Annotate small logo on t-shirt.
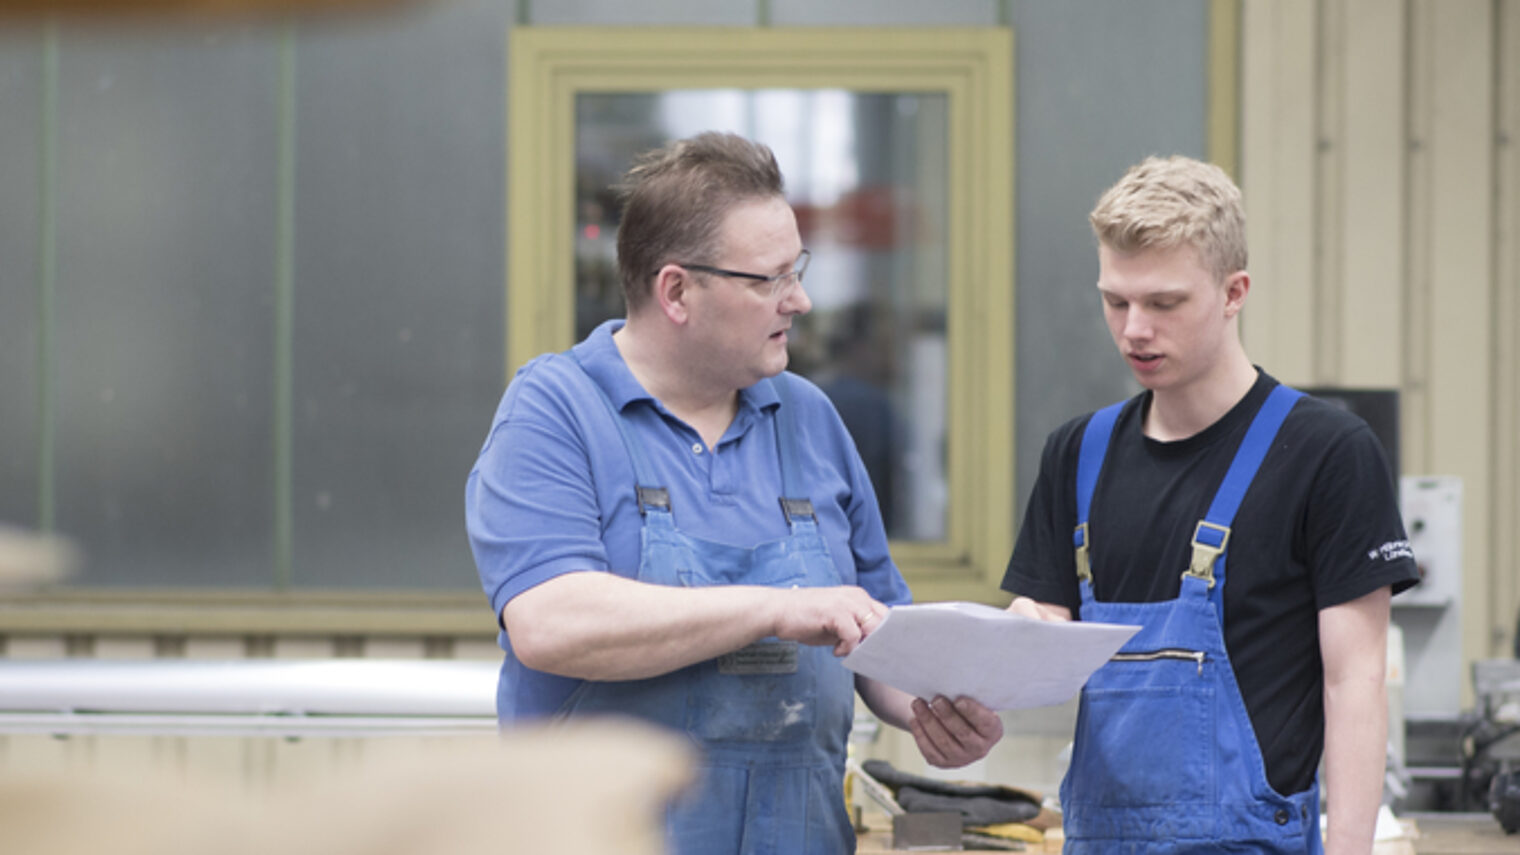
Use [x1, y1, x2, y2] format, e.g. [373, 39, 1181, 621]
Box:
[1368, 540, 1414, 562]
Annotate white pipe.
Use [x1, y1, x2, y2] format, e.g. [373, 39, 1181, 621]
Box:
[0, 659, 498, 719]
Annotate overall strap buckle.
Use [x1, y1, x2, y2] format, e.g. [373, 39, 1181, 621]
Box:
[779, 497, 816, 522]
[636, 486, 671, 515]
[1185, 521, 1230, 588]
[1073, 522, 1093, 584]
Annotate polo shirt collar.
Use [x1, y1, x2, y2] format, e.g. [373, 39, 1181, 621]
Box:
[570, 319, 782, 416]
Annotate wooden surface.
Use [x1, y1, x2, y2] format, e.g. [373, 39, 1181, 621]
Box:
[0, 721, 695, 855]
[859, 813, 1520, 854]
[1400, 814, 1520, 854]
[857, 830, 1029, 854]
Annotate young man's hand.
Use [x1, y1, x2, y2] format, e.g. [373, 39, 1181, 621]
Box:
[909, 695, 1004, 768]
[1006, 596, 1072, 622]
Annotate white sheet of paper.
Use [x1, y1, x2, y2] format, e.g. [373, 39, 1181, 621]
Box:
[841, 601, 1140, 710]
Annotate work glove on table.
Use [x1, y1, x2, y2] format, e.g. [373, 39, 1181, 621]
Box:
[859, 759, 1052, 828]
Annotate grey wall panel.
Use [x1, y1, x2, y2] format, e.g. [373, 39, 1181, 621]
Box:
[526, 0, 756, 26]
[528, 0, 998, 28]
[51, 27, 280, 587]
[0, 35, 41, 531]
[0, 1, 1215, 592]
[291, 0, 506, 589]
[770, 0, 997, 27]
[1007, 0, 1209, 514]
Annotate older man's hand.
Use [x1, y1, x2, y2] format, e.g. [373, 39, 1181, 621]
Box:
[909, 695, 1004, 769]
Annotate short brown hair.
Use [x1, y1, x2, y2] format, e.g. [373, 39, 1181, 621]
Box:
[614, 132, 785, 312]
[1089, 155, 1246, 281]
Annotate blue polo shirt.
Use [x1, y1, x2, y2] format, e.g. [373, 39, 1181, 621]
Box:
[465, 319, 912, 719]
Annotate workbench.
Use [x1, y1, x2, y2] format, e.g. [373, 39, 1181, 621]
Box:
[1397, 814, 1520, 854]
[858, 813, 1520, 853]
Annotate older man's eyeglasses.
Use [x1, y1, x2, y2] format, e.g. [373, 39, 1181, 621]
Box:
[671, 249, 811, 299]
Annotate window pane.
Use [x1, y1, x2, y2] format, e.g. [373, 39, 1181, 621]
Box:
[51, 32, 279, 587]
[289, 17, 504, 589]
[0, 37, 41, 531]
[20, 15, 506, 591]
[575, 91, 949, 541]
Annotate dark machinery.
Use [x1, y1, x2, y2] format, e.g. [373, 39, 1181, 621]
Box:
[1462, 658, 1520, 834]
[1493, 766, 1520, 834]
[1496, 611, 1520, 833]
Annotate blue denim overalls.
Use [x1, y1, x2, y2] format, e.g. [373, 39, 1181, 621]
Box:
[557, 364, 857, 855]
[1061, 385, 1323, 854]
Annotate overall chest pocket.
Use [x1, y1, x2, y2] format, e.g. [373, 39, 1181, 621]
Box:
[1068, 652, 1218, 811]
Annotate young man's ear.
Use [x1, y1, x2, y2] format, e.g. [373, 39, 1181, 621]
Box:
[1223, 270, 1250, 319]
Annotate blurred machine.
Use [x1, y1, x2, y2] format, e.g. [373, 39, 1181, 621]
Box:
[1465, 659, 1520, 833]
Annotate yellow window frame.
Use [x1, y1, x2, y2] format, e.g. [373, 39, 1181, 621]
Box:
[506, 27, 1015, 602]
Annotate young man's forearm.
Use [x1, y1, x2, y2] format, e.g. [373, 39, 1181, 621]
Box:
[1323, 673, 1386, 853]
[1319, 588, 1392, 854]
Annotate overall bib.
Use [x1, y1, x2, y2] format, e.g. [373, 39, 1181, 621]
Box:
[557, 365, 857, 855]
[1060, 385, 1323, 854]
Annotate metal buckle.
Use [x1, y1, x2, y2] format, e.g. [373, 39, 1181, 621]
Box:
[779, 498, 815, 521]
[1073, 522, 1092, 584]
[1184, 521, 1230, 588]
[636, 486, 670, 515]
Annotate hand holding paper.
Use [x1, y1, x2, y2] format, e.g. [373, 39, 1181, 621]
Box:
[841, 601, 1139, 711]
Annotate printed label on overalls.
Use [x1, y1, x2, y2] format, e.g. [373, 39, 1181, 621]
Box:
[718, 641, 799, 674]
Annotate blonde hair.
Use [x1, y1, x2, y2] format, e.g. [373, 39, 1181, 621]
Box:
[1089, 155, 1246, 281]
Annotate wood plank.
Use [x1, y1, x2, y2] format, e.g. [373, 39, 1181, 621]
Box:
[1339, 0, 1406, 386]
[1241, 0, 1318, 383]
[1490, 0, 1520, 659]
[1421, 0, 1495, 699]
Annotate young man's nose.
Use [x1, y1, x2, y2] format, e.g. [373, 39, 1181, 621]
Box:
[1123, 308, 1153, 341]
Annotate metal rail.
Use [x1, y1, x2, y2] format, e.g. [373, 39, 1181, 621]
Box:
[0, 659, 498, 738]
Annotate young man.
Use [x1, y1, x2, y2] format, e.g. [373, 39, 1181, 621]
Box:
[466, 132, 1002, 855]
[1005, 155, 1419, 854]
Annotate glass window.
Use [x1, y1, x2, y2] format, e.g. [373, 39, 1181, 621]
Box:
[509, 28, 1014, 600]
[50, 33, 280, 587]
[575, 90, 949, 540]
[4, 20, 507, 591]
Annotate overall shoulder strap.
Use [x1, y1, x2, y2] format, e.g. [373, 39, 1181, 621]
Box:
[1073, 401, 1126, 587]
[566, 350, 670, 516]
[770, 373, 816, 524]
[1184, 384, 1304, 589]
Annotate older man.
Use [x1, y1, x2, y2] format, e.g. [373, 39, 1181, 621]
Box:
[467, 132, 1002, 855]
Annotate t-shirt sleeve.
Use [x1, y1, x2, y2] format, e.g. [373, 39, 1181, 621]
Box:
[1001, 422, 1084, 612]
[465, 363, 613, 626]
[1303, 423, 1422, 608]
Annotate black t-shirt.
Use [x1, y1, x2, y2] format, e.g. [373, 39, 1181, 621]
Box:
[1002, 371, 1420, 796]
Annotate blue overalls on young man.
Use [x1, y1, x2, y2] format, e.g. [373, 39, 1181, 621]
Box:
[1061, 384, 1324, 854]
[556, 359, 856, 855]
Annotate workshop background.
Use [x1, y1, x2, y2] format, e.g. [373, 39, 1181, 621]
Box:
[0, 0, 1517, 816]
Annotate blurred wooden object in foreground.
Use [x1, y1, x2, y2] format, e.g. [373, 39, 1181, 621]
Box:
[0, 0, 422, 19]
[0, 526, 76, 590]
[0, 720, 695, 855]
